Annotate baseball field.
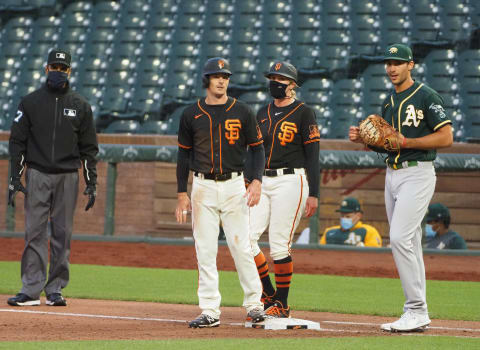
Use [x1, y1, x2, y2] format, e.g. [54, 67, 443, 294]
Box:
[0, 237, 479, 349]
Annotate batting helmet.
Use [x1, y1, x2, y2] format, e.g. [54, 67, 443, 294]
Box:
[425, 203, 450, 227]
[264, 61, 298, 84]
[202, 57, 232, 88]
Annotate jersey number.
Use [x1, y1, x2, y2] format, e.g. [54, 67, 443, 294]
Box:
[14, 110, 23, 123]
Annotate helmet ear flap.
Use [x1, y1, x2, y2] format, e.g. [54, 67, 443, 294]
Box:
[202, 75, 209, 88]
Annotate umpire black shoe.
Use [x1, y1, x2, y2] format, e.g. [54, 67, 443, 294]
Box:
[46, 293, 67, 306]
[7, 293, 40, 306]
[188, 314, 220, 328]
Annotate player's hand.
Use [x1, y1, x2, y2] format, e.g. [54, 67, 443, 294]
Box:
[176, 192, 191, 223]
[84, 184, 96, 211]
[245, 179, 261, 207]
[304, 196, 318, 218]
[349, 126, 363, 144]
[8, 177, 27, 207]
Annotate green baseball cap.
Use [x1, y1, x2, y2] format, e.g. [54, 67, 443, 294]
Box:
[336, 197, 362, 213]
[425, 203, 450, 222]
[383, 44, 413, 62]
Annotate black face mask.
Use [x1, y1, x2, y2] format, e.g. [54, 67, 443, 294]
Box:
[269, 80, 289, 99]
[47, 70, 69, 89]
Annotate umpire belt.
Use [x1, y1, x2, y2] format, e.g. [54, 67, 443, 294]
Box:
[194, 171, 242, 181]
[263, 168, 305, 177]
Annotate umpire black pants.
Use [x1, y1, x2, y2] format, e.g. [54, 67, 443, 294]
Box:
[20, 168, 78, 299]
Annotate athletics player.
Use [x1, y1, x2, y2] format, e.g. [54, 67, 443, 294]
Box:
[247, 61, 320, 318]
[319, 197, 382, 247]
[175, 57, 265, 328]
[349, 44, 453, 332]
[424, 203, 467, 250]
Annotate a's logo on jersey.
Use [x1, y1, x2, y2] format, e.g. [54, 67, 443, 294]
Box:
[274, 62, 282, 71]
[225, 119, 242, 144]
[64, 108, 77, 117]
[218, 59, 225, 69]
[256, 125, 262, 140]
[389, 47, 398, 54]
[309, 124, 320, 139]
[402, 104, 424, 127]
[429, 103, 446, 119]
[278, 121, 297, 146]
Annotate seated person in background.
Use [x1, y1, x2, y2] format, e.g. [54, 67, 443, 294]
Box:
[320, 197, 382, 247]
[424, 203, 467, 250]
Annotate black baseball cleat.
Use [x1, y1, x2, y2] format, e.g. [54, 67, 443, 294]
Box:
[7, 293, 40, 306]
[246, 307, 265, 323]
[46, 293, 67, 306]
[189, 314, 220, 328]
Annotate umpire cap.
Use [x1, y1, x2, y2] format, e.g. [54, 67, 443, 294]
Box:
[264, 61, 298, 84]
[202, 57, 232, 77]
[426, 203, 450, 226]
[47, 48, 71, 67]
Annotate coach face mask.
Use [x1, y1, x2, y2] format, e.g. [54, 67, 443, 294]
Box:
[47, 71, 69, 89]
[425, 224, 436, 238]
[269, 80, 289, 99]
[340, 217, 354, 230]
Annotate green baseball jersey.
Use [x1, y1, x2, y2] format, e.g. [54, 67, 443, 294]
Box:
[320, 221, 382, 247]
[424, 230, 467, 250]
[380, 81, 452, 166]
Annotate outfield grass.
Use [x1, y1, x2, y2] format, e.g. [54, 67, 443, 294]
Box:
[1, 261, 478, 321]
[0, 337, 479, 350]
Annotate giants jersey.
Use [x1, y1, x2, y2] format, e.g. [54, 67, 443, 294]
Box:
[178, 97, 263, 174]
[256, 100, 320, 169]
[381, 81, 452, 166]
[320, 221, 382, 247]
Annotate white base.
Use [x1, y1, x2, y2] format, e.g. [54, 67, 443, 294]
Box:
[245, 317, 321, 330]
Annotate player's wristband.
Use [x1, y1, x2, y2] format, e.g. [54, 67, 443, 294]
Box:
[402, 137, 407, 148]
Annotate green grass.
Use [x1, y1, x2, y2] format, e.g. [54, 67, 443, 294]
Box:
[1, 261, 479, 321]
[0, 337, 479, 350]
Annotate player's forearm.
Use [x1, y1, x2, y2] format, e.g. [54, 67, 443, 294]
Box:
[247, 144, 265, 182]
[304, 142, 319, 197]
[404, 125, 453, 150]
[176, 148, 190, 193]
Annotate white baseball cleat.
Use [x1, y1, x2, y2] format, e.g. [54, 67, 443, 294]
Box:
[389, 311, 430, 332]
[380, 322, 392, 331]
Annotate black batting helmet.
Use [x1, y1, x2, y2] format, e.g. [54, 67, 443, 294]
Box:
[264, 61, 298, 84]
[202, 57, 232, 88]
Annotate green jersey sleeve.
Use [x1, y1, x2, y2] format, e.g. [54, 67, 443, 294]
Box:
[424, 93, 451, 131]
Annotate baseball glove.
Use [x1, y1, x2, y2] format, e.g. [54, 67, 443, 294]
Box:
[358, 114, 403, 151]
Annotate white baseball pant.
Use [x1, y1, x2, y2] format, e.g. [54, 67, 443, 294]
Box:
[191, 173, 262, 318]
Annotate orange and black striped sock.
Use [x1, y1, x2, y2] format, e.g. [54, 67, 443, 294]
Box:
[254, 251, 275, 296]
[273, 256, 293, 307]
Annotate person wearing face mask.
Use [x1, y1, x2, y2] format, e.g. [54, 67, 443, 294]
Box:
[319, 197, 382, 247]
[246, 61, 320, 318]
[423, 203, 467, 250]
[7, 49, 98, 307]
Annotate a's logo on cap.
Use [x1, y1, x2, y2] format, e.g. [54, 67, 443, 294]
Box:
[218, 59, 224, 69]
[275, 63, 282, 71]
[389, 47, 398, 54]
[56, 52, 66, 59]
[341, 200, 347, 207]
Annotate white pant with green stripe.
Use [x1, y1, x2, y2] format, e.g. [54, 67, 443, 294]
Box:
[385, 161, 436, 315]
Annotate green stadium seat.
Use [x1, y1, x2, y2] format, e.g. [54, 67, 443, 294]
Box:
[235, 0, 262, 14]
[138, 120, 168, 135]
[64, 1, 92, 14]
[351, 0, 380, 15]
[163, 105, 188, 135]
[104, 120, 140, 134]
[322, 0, 349, 15]
[122, 0, 150, 14]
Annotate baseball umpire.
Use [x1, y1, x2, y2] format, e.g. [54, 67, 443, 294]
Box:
[349, 44, 453, 332]
[175, 57, 265, 328]
[247, 61, 320, 318]
[7, 49, 98, 307]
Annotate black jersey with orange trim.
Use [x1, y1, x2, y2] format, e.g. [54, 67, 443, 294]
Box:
[257, 100, 320, 170]
[177, 97, 263, 174]
[380, 81, 452, 165]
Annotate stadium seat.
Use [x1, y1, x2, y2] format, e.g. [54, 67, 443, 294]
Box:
[163, 105, 188, 135]
[138, 120, 168, 134]
[351, 0, 380, 15]
[322, 0, 349, 15]
[103, 120, 140, 134]
[237, 91, 268, 113]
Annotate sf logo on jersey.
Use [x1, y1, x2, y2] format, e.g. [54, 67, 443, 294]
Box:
[402, 104, 424, 127]
[225, 119, 242, 144]
[278, 121, 297, 146]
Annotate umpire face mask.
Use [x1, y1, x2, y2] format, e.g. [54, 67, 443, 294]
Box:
[269, 80, 289, 99]
[47, 70, 69, 89]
